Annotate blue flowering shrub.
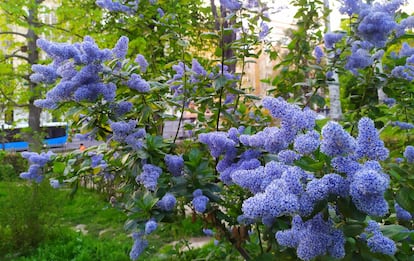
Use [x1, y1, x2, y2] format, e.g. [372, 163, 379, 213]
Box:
[17, 0, 414, 260]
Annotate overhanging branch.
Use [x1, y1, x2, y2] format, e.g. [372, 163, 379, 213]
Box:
[0, 31, 27, 38]
[0, 88, 26, 108]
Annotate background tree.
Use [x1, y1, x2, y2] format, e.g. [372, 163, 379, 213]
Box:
[0, 0, 54, 150]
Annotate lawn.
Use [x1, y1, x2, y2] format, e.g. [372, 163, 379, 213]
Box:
[0, 181, 238, 261]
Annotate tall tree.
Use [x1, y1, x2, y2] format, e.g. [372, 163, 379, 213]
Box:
[0, 0, 48, 150]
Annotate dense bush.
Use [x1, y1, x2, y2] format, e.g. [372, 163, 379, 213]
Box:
[0, 151, 27, 181]
[0, 181, 60, 258]
[17, 0, 414, 260]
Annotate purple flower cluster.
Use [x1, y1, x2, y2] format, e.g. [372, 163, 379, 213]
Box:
[167, 59, 207, 96]
[126, 73, 150, 92]
[392, 121, 414, 130]
[355, 117, 389, 160]
[33, 36, 134, 108]
[313, 46, 324, 64]
[20, 151, 55, 183]
[324, 33, 344, 49]
[349, 166, 389, 216]
[240, 97, 316, 154]
[293, 130, 320, 155]
[192, 189, 209, 213]
[157, 193, 176, 211]
[276, 214, 345, 260]
[135, 54, 149, 73]
[129, 232, 148, 261]
[112, 101, 133, 116]
[363, 220, 396, 256]
[394, 202, 412, 221]
[220, 0, 242, 11]
[110, 120, 146, 150]
[90, 153, 107, 169]
[199, 132, 236, 159]
[96, 0, 136, 15]
[136, 164, 162, 191]
[241, 166, 310, 220]
[145, 219, 158, 235]
[164, 154, 184, 176]
[404, 145, 414, 163]
[320, 121, 356, 157]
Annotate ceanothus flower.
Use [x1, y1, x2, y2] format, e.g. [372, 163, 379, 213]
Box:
[357, 10, 397, 48]
[49, 179, 60, 189]
[259, 22, 270, 40]
[314, 46, 324, 64]
[395, 202, 412, 221]
[192, 189, 209, 213]
[242, 173, 305, 220]
[164, 154, 184, 177]
[136, 164, 162, 191]
[276, 214, 345, 260]
[135, 54, 149, 73]
[404, 145, 414, 163]
[339, 0, 362, 15]
[306, 174, 349, 203]
[20, 151, 55, 183]
[91, 154, 107, 169]
[112, 36, 129, 59]
[157, 193, 176, 211]
[112, 101, 133, 116]
[96, 0, 134, 14]
[331, 156, 360, 177]
[277, 150, 300, 165]
[203, 228, 214, 237]
[157, 8, 164, 17]
[324, 33, 344, 49]
[31, 64, 58, 84]
[199, 132, 236, 158]
[145, 219, 158, 235]
[355, 117, 389, 161]
[345, 47, 373, 75]
[320, 121, 356, 157]
[367, 232, 396, 256]
[293, 130, 320, 155]
[383, 97, 396, 107]
[129, 232, 148, 261]
[33, 36, 125, 107]
[392, 121, 414, 130]
[126, 73, 150, 92]
[231, 166, 266, 194]
[349, 167, 389, 216]
[220, 0, 242, 11]
[218, 158, 261, 185]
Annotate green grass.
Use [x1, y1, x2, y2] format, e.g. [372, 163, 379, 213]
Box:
[0, 181, 240, 261]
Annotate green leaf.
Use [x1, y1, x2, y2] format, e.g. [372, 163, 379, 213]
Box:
[381, 225, 412, 241]
[214, 75, 227, 90]
[200, 32, 220, 40]
[396, 187, 414, 213]
[53, 162, 66, 174]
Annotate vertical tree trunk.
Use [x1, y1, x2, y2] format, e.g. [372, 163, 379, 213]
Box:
[324, 0, 342, 120]
[26, 3, 43, 151]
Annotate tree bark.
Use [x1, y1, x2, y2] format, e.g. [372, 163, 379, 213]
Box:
[26, 2, 43, 150]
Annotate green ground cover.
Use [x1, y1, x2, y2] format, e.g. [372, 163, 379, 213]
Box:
[0, 181, 238, 261]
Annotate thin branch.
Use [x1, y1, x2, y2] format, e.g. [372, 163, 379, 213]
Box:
[0, 88, 26, 107]
[0, 31, 27, 38]
[3, 54, 30, 63]
[34, 22, 84, 39]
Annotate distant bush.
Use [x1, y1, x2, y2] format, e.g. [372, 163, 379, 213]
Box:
[0, 181, 60, 258]
[10, 227, 130, 261]
[0, 151, 27, 181]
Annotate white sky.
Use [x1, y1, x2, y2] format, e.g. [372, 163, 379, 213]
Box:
[266, 0, 414, 32]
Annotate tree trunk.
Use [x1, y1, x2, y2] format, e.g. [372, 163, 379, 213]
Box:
[26, 4, 43, 151]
